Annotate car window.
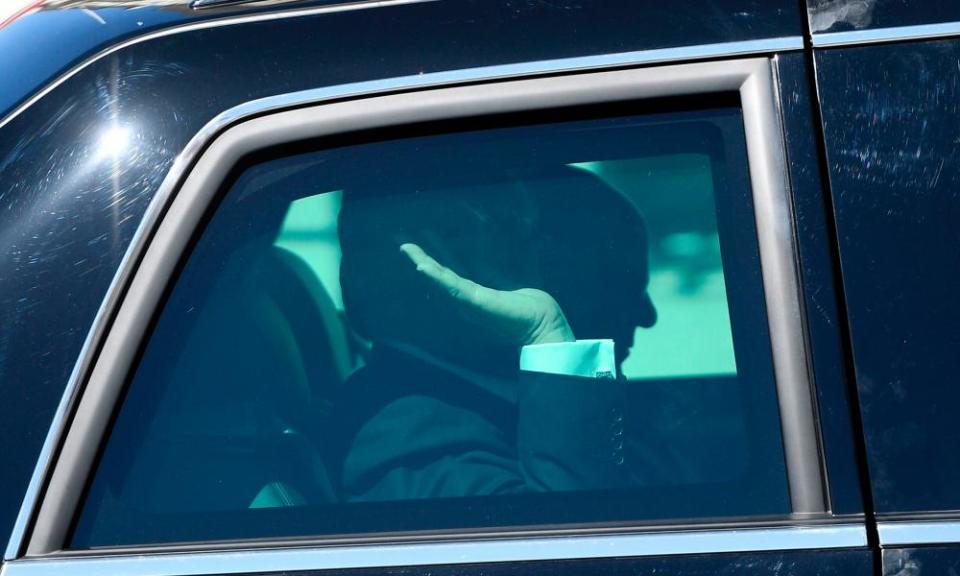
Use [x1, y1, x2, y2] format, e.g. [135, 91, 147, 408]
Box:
[70, 106, 789, 548]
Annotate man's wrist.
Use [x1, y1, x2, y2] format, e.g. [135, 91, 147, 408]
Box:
[525, 301, 575, 345]
[529, 324, 575, 345]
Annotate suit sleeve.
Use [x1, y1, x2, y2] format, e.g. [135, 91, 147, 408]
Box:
[517, 339, 630, 491]
[342, 341, 629, 502]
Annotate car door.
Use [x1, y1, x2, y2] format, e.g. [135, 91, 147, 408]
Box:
[0, 2, 873, 575]
[809, 0, 960, 573]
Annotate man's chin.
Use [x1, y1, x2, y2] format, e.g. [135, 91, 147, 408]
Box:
[614, 346, 630, 374]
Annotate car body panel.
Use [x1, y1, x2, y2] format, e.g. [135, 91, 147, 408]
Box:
[815, 38, 960, 517]
[807, 0, 960, 34]
[7, 0, 952, 573]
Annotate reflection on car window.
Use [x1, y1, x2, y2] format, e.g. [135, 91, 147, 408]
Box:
[71, 108, 789, 547]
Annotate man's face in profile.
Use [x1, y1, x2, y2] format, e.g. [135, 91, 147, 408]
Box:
[533, 168, 656, 369]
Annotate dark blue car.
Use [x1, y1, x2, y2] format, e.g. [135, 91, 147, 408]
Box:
[1, 1, 959, 575]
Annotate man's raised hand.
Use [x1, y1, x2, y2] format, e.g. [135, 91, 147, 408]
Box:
[399, 242, 574, 346]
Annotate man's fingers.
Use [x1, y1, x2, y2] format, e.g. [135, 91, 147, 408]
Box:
[400, 243, 479, 302]
[399, 242, 438, 272]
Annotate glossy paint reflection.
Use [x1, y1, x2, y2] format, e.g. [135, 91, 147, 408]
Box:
[807, 0, 960, 34]
[0, 1, 377, 120]
[0, 54, 179, 547]
[95, 125, 131, 158]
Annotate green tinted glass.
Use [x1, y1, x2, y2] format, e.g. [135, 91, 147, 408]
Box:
[72, 108, 788, 548]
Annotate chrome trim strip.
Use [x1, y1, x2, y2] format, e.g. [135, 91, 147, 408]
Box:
[879, 520, 960, 546]
[194, 37, 804, 130]
[1, 525, 867, 576]
[0, 31, 801, 132]
[812, 21, 960, 48]
[191, 0, 262, 8]
[6, 50, 803, 559]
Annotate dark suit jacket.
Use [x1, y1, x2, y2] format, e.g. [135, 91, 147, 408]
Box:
[332, 345, 630, 501]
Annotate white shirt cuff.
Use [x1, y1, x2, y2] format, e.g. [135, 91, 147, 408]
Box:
[519, 339, 616, 379]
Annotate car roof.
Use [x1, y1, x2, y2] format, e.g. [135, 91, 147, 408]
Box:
[0, 0, 347, 120]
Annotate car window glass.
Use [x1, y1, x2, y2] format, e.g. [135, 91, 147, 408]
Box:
[71, 107, 789, 548]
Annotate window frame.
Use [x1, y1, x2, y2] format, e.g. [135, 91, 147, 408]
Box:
[17, 55, 839, 563]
